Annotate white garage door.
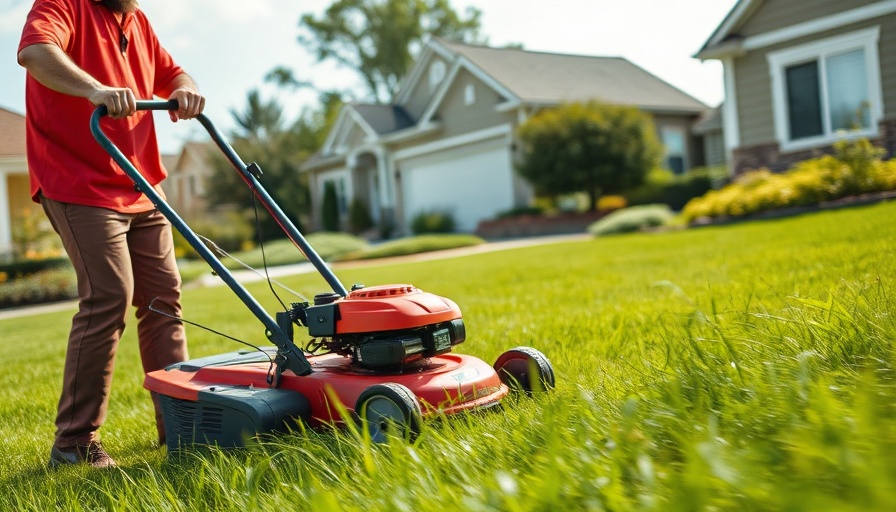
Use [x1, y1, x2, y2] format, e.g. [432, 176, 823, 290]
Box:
[401, 139, 514, 232]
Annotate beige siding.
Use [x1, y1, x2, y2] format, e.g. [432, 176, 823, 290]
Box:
[435, 69, 515, 139]
[734, 14, 896, 147]
[404, 55, 450, 120]
[7, 174, 33, 215]
[739, 0, 876, 37]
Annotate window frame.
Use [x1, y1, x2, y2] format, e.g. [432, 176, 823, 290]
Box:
[767, 26, 882, 152]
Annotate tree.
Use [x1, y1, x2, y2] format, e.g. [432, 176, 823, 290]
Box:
[298, 0, 483, 102]
[516, 101, 663, 211]
[321, 181, 340, 231]
[204, 90, 343, 239]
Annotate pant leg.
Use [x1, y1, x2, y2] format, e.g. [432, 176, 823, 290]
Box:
[41, 197, 134, 447]
[127, 208, 188, 442]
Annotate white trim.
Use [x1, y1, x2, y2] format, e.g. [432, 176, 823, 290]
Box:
[394, 124, 513, 161]
[704, 0, 757, 51]
[419, 55, 520, 126]
[721, 57, 740, 156]
[745, 0, 896, 51]
[698, 0, 896, 58]
[0, 171, 12, 256]
[767, 27, 883, 152]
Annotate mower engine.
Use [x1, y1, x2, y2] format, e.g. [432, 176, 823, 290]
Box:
[291, 284, 466, 371]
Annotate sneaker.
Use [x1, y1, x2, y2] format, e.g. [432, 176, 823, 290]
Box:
[48, 442, 117, 469]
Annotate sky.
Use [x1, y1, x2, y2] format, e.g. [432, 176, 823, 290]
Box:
[0, 0, 738, 154]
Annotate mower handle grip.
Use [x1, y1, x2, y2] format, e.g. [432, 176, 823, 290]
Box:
[93, 99, 179, 116]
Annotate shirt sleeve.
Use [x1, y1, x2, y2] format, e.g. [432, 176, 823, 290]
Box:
[18, 0, 75, 54]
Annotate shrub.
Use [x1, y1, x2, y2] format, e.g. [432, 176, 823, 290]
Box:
[173, 211, 255, 259]
[341, 234, 484, 260]
[0, 267, 77, 308]
[681, 139, 896, 223]
[597, 195, 628, 211]
[626, 166, 728, 210]
[348, 197, 374, 234]
[0, 257, 71, 280]
[321, 181, 340, 232]
[10, 207, 64, 261]
[411, 209, 455, 234]
[495, 205, 545, 219]
[587, 204, 674, 236]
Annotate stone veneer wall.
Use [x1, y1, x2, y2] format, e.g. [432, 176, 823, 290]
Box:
[731, 118, 896, 176]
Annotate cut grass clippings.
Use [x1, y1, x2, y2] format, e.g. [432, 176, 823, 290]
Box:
[1, 201, 895, 511]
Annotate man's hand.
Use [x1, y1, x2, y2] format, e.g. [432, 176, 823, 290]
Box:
[168, 87, 205, 122]
[87, 86, 137, 119]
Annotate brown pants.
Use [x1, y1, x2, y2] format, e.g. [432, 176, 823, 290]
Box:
[41, 196, 188, 447]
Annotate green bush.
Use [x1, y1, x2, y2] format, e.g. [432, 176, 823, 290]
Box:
[321, 181, 340, 232]
[340, 234, 484, 260]
[411, 209, 456, 234]
[174, 211, 255, 259]
[0, 257, 71, 281]
[0, 267, 77, 308]
[177, 232, 369, 282]
[587, 204, 674, 236]
[495, 205, 545, 219]
[682, 139, 896, 222]
[348, 197, 374, 234]
[626, 166, 729, 210]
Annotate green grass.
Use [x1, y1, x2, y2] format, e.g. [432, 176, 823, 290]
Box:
[2, 202, 895, 510]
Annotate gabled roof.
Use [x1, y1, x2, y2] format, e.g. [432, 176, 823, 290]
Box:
[351, 104, 415, 135]
[319, 103, 416, 157]
[0, 106, 26, 157]
[434, 39, 708, 113]
[694, 0, 760, 59]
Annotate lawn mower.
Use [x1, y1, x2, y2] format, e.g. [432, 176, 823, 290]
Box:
[90, 100, 556, 448]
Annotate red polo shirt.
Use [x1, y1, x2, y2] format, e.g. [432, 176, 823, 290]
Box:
[19, 0, 184, 212]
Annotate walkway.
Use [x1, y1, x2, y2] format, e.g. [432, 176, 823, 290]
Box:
[0, 233, 590, 320]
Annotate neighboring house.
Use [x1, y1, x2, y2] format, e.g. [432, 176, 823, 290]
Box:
[696, 0, 896, 174]
[0, 107, 30, 259]
[302, 38, 712, 234]
[159, 141, 216, 222]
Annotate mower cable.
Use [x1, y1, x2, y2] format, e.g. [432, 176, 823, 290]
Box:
[197, 234, 309, 302]
[148, 296, 275, 366]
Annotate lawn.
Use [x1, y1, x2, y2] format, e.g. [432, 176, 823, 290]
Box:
[1, 202, 894, 510]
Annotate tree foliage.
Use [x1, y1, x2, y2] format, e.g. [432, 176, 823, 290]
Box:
[516, 101, 663, 211]
[204, 90, 343, 239]
[299, 0, 483, 102]
[321, 181, 341, 232]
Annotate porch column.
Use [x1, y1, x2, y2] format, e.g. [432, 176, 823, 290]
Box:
[721, 56, 740, 175]
[0, 171, 11, 258]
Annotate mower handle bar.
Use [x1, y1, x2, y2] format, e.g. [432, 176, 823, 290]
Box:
[89, 99, 352, 377]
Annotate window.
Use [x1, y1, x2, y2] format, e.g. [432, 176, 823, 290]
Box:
[768, 27, 882, 150]
[429, 61, 446, 93]
[464, 83, 476, 106]
[661, 126, 687, 174]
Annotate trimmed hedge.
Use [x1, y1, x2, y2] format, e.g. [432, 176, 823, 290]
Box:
[0, 267, 77, 308]
[682, 139, 896, 223]
[587, 204, 674, 236]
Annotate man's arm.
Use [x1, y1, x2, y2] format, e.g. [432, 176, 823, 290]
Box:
[17, 43, 137, 119]
[157, 73, 205, 122]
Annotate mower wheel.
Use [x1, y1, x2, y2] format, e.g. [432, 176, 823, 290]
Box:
[493, 346, 555, 394]
[355, 383, 423, 443]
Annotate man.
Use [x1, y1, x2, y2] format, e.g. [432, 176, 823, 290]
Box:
[17, 0, 205, 468]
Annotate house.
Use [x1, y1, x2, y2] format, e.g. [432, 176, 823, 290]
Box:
[0, 107, 30, 259]
[159, 141, 216, 222]
[302, 38, 712, 234]
[695, 0, 896, 174]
